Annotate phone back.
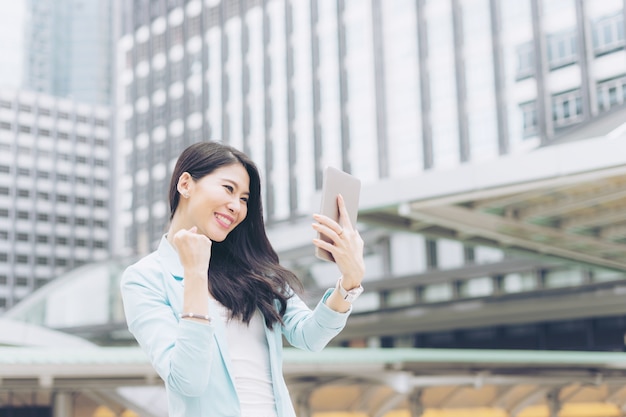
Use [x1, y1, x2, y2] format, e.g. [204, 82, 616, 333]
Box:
[316, 166, 361, 262]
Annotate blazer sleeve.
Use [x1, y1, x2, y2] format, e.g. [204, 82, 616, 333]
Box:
[281, 288, 351, 352]
[120, 259, 215, 396]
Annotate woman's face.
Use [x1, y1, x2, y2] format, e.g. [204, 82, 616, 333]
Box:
[182, 163, 250, 242]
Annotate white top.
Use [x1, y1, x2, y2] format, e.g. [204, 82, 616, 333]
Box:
[210, 298, 278, 417]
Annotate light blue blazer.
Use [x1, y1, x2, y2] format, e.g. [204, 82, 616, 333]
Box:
[120, 236, 350, 417]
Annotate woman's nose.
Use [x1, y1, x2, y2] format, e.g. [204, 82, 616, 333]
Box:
[227, 198, 240, 213]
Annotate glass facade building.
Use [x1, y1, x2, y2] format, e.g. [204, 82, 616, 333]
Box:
[23, 0, 115, 105]
[117, 0, 626, 349]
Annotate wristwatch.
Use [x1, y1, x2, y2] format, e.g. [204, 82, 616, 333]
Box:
[336, 277, 364, 303]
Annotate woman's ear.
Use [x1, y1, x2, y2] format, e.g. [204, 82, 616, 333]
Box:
[177, 172, 193, 199]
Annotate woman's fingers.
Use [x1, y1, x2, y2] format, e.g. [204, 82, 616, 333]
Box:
[336, 194, 352, 229]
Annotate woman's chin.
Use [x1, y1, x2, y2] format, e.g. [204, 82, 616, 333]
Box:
[207, 230, 228, 242]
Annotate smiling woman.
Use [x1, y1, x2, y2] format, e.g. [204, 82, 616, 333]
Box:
[120, 141, 366, 417]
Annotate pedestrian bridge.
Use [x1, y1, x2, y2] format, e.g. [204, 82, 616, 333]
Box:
[2, 345, 626, 417]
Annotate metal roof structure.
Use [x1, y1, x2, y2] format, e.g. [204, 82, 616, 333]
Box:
[358, 114, 626, 273]
[3, 346, 626, 416]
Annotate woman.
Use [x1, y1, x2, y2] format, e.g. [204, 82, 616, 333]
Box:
[120, 141, 365, 417]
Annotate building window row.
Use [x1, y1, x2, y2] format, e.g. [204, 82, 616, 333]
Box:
[0, 124, 108, 146]
[517, 12, 625, 79]
[0, 101, 107, 125]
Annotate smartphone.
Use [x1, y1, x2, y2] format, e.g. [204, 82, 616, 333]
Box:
[315, 166, 361, 262]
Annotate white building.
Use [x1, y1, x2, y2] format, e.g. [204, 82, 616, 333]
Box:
[0, 89, 112, 310]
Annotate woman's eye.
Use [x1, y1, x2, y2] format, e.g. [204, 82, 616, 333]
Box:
[241, 197, 249, 203]
[224, 185, 234, 193]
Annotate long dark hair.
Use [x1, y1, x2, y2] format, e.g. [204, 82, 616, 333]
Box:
[169, 141, 302, 327]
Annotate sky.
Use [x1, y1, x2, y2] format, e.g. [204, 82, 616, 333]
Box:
[0, 1, 25, 89]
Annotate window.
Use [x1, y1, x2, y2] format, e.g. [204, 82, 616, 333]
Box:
[597, 75, 626, 112]
[188, 15, 201, 38]
[170, 60, 183, 82]
[169, 25, 183, 45]
[426, 239, 438, 269]
[124, 48, 133, 70]
[137, 76, 148, 98]
[153, 103, 166, 126]
[188, 92, 202, 113]
[592, 12, 625, 55]
[153, 68, 166, 90]
[170, 97, 183, 120]
[516, 42, 535, 79]
[37, 213, 49, 221]
[546, 29, 578, 69]
[137, 41, 149, 62]
[552, 89, 583, 127]
[153, 33, 165, 53]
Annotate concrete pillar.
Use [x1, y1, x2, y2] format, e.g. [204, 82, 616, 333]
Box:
[547, 388, 561, 417]
[53, 391, 73, 417]
[409, 389, 424, 417]
[296, 391, 312, 417]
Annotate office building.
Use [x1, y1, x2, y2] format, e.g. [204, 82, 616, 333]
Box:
[0, 1, 26, 89]
[0, 89, 112, 311]
[23, 0, 115, 105]
[117, 0, 626, 350]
